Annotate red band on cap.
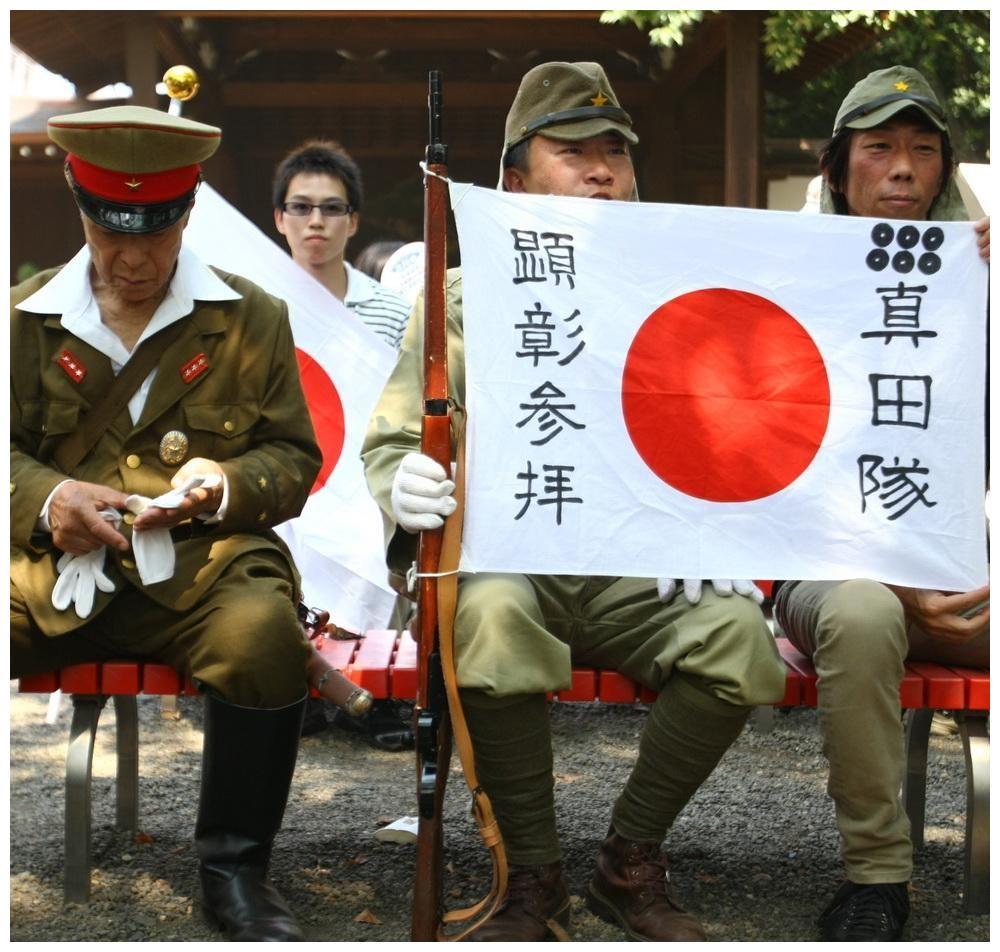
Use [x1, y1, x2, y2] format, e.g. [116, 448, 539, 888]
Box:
[67, 154, 200, 204]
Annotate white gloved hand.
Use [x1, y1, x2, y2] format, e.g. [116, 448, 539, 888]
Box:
[51, 525, 118, 619]
[657, 578, 764, 606]
[391, 452, 457, 533]
[122, 477, 221, 585]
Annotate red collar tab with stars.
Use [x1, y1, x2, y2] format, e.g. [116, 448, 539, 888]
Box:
[56, 349, 87, 384]
[180, 352, 210, 384]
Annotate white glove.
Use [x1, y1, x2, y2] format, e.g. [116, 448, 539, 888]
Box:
[391, 452, 457, 533]
[52, 545, 117, 618]
[657, 578, 764, 606]
[123, 475, 222, 585]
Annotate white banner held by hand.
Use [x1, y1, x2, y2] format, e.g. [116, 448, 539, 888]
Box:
[453, 184, 988, 591]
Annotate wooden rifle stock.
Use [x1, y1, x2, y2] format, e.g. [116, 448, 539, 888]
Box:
[412, 69, 452, 943]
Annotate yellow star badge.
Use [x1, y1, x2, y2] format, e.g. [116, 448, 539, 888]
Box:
[124, 178, 143, 190]
[894, 81, 909, 92]
[591, 91, 609, 107]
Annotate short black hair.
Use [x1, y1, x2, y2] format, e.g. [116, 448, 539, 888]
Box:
[819, 107, 952, 216]
[272, 139, 363, 212]
[502, 138, 532, 173]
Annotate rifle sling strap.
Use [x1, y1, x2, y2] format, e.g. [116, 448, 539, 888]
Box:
[434, 425, 517, 941]
[50, 320, 187, 474]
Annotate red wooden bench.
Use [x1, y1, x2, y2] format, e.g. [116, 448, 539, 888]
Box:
[18, 629, 989, 913]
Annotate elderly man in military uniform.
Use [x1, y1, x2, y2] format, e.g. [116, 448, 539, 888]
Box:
[362, 61, 787, 942]
[773, 66, 989, 942]
[10, 106, 321, 941]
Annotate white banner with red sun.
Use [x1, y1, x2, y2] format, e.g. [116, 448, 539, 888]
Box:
[186, 185, 398, 633]
[451, 183, 988, 591]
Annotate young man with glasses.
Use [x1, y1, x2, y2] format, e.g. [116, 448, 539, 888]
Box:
[273, 140, 411, 349]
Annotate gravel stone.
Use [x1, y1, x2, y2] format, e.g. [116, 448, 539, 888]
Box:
[8, 687, 988, 941]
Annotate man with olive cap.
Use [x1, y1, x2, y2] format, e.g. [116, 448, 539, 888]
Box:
[10, 105, 321, 941]
[362, 61, 786, 941]
[773, 66, 990, 941]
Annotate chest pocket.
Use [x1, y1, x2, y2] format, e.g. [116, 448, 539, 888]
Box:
[184, 402, 261, 460]
[18, 400, 82, 463]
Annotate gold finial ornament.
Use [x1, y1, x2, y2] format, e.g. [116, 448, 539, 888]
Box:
[163, 65, 200, 102]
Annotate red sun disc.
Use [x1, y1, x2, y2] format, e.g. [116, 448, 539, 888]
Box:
[295, 348, 345, 494]
[622, 288, 830, 502]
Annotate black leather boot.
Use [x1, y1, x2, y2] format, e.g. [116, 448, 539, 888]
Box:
[196, 693, 307, 941]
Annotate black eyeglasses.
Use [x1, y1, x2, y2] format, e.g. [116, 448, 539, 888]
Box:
[281, 200, 353, 218]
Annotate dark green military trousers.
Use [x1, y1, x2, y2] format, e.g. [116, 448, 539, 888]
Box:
[11, 549, 310, 709]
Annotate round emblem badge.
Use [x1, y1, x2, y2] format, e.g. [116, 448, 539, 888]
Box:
[159, 430, 189, 465]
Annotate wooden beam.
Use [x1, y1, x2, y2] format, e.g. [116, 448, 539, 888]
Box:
[666, 15, 726, 95]
[221, 80, 662, 110]
[125, 14, 159, 107]
[724, 11, 760, 208]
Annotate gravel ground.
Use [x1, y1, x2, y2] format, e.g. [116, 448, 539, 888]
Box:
[8, 685, 989, 942]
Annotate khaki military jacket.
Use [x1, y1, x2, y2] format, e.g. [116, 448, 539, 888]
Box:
[11, 265, 322, 635]
[361, 268, 465, 585]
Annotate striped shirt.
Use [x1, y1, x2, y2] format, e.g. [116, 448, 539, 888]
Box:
[343, 262, 412, 350]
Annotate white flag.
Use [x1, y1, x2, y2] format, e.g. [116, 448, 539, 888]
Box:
[186, 185, 397, 632]
[452, 183, 988, 591]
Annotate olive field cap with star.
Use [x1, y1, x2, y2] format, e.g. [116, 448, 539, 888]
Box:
[47, 105, 221, 234]
[833, 65, 948, 135]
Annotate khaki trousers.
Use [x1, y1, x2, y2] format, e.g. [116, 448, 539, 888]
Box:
[453, 573, 786, 705]
[11, 550, 310, 709]
[775, 579, 989, 883]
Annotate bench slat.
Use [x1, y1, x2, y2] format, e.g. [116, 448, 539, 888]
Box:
[101, 662, 142, 695]
[58, 664, 101, 694]
[776, 639, 817, 707]
[945, 666, 990, 711]
[905, 662, 965, 709]
[391, 631, 418, 699]
[351, 629, 397, 698]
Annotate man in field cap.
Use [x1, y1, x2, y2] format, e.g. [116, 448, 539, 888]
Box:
[363, 61, 785, 940]
[11, 104, 321, 940]
[774, 65, 989, 941]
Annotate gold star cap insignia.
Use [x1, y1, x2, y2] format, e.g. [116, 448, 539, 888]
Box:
[124, 178, 143, 190]
[591, 91, 609, 107]
[894, 81, 909, 92]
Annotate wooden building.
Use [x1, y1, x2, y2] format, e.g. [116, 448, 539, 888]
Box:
[11, 10, 872, 279]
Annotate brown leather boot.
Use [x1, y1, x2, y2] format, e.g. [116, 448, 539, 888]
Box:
[465, 862, 571, 941]
[587, 830, 706, 941]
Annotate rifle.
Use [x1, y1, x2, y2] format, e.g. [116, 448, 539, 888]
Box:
[411, 71, 509, 943]
[411, 69, 453, 942]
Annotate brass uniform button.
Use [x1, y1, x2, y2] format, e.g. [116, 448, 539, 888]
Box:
[126, 454, 141, 469]
[123, 512, 136, 525]
[223, 420, 235, 432]
[122, 558, 136, 570]
[257, 511, 268, 522]
[257, 476, 268, 491]
[9, 481, 15, 495]
[159, 430, 189, 465]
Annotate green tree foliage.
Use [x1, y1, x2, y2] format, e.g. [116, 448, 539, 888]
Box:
[602, 10, 989, 158]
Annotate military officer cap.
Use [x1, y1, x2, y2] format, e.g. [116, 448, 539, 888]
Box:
[833, 65, 948, 137]
[503, 61, 639, 153]
[47, 105, 221, 234]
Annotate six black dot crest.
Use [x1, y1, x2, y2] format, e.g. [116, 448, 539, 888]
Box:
[866, 223, 944, 275]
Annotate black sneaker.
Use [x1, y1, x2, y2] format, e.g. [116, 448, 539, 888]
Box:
[818, 881, 909, 941]
[331, 699, 414, 751]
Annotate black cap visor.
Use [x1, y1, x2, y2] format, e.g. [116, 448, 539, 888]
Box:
[67, 167, 197, 234]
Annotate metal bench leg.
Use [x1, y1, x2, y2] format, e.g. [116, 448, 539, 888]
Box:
[65, 695, 106, 903]
[957, 713, 989, 915]
[751, 704, 776, 735]
[902, 708, 932, 850]
[113, 695, 139, 833]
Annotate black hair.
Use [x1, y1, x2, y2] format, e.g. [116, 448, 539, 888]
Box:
[819, 107, 953, 215]
[272, 139, 363, 212]
[354, 240, 406, 281]
[502, 138, 532, 173]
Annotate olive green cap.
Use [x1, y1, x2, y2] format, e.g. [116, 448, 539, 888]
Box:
[47, 105, 221, 173]
[503, 61, 638, 151]
[47, 105, 221, 233]
[833, 65, 948, 136]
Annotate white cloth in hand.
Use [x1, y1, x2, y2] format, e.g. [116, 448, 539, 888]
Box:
[51, 507, 120, 618]
[391, 452, 457, 533]
[657, 578, 764, 605]
[123, 475, 222, 585]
